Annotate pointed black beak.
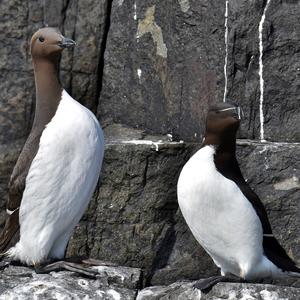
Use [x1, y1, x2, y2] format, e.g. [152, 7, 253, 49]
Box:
[59, 37, 76, 49]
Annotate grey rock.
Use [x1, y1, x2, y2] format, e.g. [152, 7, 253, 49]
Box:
[99, 0, 300, 142]
[98, 0, 225, 141]
[1, 0, 300, 152]
[66, 140, 194, 285]
[0, 140, 24, 228]
[66, 140, 299, 285]
[137, 281, 300, 300]
[0, 265, 141, 299]
[0, 0, 109, 146]
[92, 265, 142, 290]
[226, 0, 300, 142]
[0, 0, 299, 295]
[0, 71, 34, 145]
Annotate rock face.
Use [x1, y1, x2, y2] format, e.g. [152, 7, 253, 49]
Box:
[3, 1, 299, 144]
[98, 0, 225, 141]
[66, 139, 300, 286]
[226, 0, 300, 142]
[1, 265, 299, 299]
[137, 281, 300, 300]
[0, 265, 141, 299]
[0, 0, 300, 299]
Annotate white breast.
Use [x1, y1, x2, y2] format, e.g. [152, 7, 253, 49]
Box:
[177, 146, 267, 278]
[8, 90, 104, 265]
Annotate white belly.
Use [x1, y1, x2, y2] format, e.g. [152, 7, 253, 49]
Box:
[8, 90, 104, 265]
[177, 146, 264, 278]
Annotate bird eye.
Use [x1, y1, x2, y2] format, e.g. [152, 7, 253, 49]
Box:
[38, 36, 45, 42]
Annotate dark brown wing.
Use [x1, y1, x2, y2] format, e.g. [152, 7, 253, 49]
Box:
[0, 131, 41, 252]
[214, 152, 300, 273]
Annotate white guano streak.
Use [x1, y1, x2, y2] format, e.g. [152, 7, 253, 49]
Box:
[134, 2, 137, 20]
[223, 1, 229, 102]
[258, 0, 271, 142]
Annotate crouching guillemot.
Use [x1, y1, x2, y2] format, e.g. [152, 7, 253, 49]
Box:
[177, 102, 300, 290]
[0, 28, 104, 275]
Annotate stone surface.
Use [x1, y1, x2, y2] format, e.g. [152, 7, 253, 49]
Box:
[0, 0, 300, 298]
[1, 1, 300, 149]
[0, 0, 109, 147]
[0, 140, 23, 228]
[137, 281, 300, 300]
[0, 266, 299, 299]
[226, 0, 300, 142]
[0, 265, 141, 299]
[98, 0, 300, 142]
[66, 140, 195, 285]
[0, 139, 299, 287]
[65, 140, 300, 285]
[98, 0, 225, 141]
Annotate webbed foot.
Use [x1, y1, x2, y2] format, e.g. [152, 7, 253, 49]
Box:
[194, 274, 243, 292]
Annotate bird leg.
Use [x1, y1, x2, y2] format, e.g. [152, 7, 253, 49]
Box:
[35, 260, 99, 277]
[193, 274, 244, 292]
[34, 257, 117, 278]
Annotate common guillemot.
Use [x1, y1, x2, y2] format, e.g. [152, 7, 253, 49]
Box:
[0, 28, 104, 275]
[177, 102, 300, 290]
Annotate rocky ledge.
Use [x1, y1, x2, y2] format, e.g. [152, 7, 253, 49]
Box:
[0, 264, 141, 299]
[0, 265, 299, 299]
[1, 137, 299, 287]
[137, 281, 300, 300]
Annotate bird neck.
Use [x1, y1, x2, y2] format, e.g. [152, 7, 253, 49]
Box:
[32, 57, 63, 130]
[203, 132, 237, 157]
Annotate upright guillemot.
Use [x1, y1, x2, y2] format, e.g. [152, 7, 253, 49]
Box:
[177, 102, 300, 290]
[0, 28, 104, 274]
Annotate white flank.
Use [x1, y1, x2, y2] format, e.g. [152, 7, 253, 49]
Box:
[7, 90, 104, 265]
[223, 0, 229, 102]
[177, 145, 283, 279]
[258, 0, 271, 142]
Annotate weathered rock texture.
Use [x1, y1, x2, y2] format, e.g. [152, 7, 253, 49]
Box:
[226, 0, 300, 142]
[67, 140, 300, 286]
[0, 265, 141, 299]
[98, 0, 225, 141]
[137, 281, 300, 300]
[3, 1, 299, 144]
[0, 266, 299, 299]
[0, 0, 300, 298]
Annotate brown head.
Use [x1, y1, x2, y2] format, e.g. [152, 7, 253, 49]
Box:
[203, 102, 243, 149]
[30, 27, 75, 60]
[30, 28, 75, 129]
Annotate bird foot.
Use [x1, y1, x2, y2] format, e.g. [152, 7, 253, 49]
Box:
[35, 260, 99, 278]
[34, 258, 117, 278]
[194, 275, 243, 292]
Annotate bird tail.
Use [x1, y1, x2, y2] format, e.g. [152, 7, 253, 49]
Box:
[0, 209, 20, 256]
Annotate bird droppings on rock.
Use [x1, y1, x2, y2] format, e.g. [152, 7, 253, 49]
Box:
[137, 6, 168, 58]
[178, 0, 190, 13]
[0, 265, 140, 299]
[273, 176, 300, 191]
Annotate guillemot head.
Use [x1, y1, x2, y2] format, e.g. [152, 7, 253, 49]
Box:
[203, 102, 243, 146]
[30, 27, 76, 59]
